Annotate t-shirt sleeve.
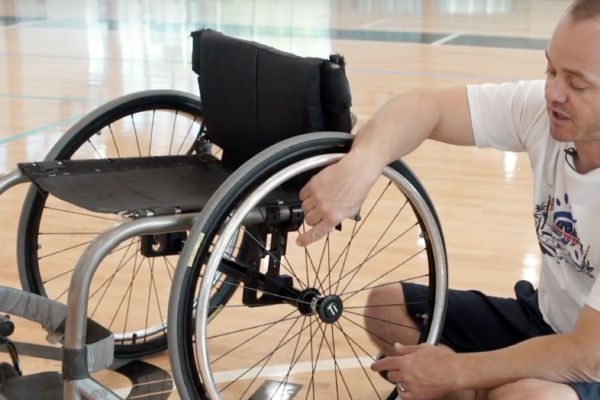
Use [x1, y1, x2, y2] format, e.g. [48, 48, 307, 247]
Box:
[466, 79, 548, 153]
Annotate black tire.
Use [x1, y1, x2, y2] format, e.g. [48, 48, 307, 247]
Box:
[16, 90, 237, 360]
[168, 131, 448, 400]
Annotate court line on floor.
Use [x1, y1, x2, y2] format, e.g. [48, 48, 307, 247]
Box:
[0, 114, 83, 145]
[0, 93, 105, 103]
[348, 67, 517, 81]
[359, 19, 387, 29]
[0, 18, 50, 30]
[0, 50, 523, 82]
[0, 111, 368, 146]
[431, 32, 463, 46]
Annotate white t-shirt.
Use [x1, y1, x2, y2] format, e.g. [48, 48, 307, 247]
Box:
[466, 79, 600, 334]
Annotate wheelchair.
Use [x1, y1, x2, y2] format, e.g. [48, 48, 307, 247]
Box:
[0, 28, 448, 400]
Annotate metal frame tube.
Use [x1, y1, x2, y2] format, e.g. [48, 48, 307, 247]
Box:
[0, 169, 29, 196]
[64, 213, 198, 350]
[62, 206, 274, 400]
[73, 377, 124, 400]
[63, 205, 276, 351]
[63, 213, 198, 400]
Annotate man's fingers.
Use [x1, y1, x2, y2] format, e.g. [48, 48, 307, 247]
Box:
[371, 356, 401, 372]
[299, 183, 312, 201]
[303, 209, 321, 227]
[295, 220, 334, 247]
[301, 196, 317, 216]
[385, 370, 403, 384]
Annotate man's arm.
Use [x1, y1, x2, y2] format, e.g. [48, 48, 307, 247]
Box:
[453, 304, 600, 390]
[349, 85, 476, 172]
[370, 305, 600, 399]
[296, 85, 475, 247]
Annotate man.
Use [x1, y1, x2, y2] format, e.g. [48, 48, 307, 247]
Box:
[295, 1, 600, 399]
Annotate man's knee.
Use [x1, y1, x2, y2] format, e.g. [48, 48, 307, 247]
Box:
[364, 283, 409, 329]
[364, 283, 420, 350]
[488, 378, 579, 400]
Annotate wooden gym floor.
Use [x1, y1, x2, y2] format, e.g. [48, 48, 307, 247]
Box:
[0, 1, 572, 400]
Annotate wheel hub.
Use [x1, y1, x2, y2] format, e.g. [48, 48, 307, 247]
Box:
[297, 289, 343, 324]
[315, 295, 343, 324]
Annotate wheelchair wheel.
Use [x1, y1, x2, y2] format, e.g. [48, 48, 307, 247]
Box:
[16, 90, 237, 360]
[168, 132, 448, 400]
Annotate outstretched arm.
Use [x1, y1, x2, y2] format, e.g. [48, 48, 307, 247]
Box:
[296, 85, 475, 247]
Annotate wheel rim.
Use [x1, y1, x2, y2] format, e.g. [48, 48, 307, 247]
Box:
[196, 153, 447, 400]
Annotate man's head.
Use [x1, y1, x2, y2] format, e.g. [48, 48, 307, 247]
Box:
[545, 0, 600, 142]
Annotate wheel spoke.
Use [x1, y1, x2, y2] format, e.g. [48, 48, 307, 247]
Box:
[169, 111, 178, 155]
[211, 311, 300, 364]
[176, 117, 199, 155]
[342, 249, 426, 303]
[323, 222, 420, 296]
[333, 322, 381, 400]
[148, 110, 155, 156]
[218, 317, 320, 392]
[344, 309, 422, 331]
[235, 317, 303, 400]
[131, 114, 142, 157]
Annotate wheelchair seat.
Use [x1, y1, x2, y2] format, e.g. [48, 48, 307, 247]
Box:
[17, 28, 354, 218]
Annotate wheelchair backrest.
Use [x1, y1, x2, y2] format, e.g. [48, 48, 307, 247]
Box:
[191, 28, 353, 170]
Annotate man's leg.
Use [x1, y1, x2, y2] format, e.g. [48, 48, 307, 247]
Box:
[363, 280, 556, 400]
[363, 282, 482, 400]
[488, 378, 580, 400]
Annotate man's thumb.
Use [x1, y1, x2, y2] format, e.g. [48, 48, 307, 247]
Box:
[392, 342, 420, 356]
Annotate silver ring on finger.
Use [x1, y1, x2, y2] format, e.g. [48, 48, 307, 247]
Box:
[397, 382, 407, 392]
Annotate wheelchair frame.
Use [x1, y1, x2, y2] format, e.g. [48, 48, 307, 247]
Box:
[0, 28, 446, 400]
[0, 166, 292, 400]
[0, 169, 189, 400]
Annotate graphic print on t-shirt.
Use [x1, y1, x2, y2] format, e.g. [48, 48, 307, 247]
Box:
[534, 193, 594, 278]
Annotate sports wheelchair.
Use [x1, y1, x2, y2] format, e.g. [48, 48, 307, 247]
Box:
[0, 29, 448, 400]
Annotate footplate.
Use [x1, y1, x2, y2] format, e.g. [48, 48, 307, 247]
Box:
[0, 372, 62, 400]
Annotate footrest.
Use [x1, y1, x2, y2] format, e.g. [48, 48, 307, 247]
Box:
[17, 155, 301, 216]
[0, 286, 114, 374]
[0, 372, 62, 400]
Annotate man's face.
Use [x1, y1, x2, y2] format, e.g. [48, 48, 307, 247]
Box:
[545, 15, 600, 142]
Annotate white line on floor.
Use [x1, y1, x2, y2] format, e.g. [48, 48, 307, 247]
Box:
[359, 19, 387, 29]
[431, 32, 463, 46]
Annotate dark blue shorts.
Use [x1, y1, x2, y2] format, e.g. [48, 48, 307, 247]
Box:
[402, 280, 600, 400]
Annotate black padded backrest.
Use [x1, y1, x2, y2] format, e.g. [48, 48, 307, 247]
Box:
[191, 29, 353, 169]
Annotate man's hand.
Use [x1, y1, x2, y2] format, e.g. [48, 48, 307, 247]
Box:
[371, 343, 460, 400]
[295, 150, 383, 247]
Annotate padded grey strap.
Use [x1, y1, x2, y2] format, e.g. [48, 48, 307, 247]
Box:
[0, 286, 114, 373]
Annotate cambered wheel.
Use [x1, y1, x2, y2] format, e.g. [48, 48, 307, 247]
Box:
[17, 90, 238, 360]
[168, 132, 448, 400]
